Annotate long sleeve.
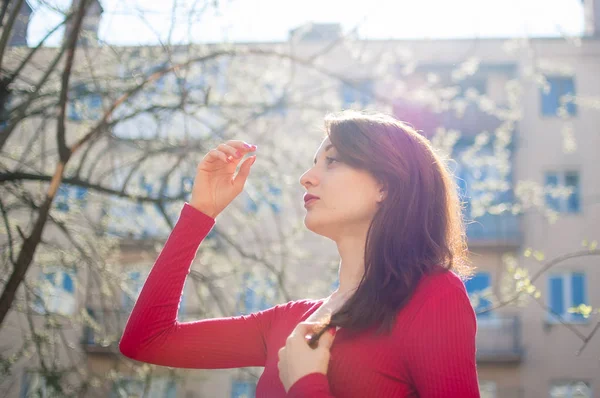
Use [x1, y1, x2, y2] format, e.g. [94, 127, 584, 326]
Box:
[119, 203, 278, 369]
[404, 284, 480, 398]
[287, 373, 334, 398]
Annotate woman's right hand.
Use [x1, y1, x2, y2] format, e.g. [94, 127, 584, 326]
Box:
[189, 140, 257, 218]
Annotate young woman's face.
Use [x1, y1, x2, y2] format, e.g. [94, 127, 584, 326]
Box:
[299, 137, 384, 241]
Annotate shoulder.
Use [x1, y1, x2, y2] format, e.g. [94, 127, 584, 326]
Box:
[394, 266, 473, 328]
[413, 265, 469, 303]
[259, 298, 324, 321]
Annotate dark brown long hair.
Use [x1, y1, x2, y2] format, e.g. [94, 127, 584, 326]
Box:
[322, 110, 473, 336]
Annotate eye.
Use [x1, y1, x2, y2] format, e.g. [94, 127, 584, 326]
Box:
[325, 156, 338, 165]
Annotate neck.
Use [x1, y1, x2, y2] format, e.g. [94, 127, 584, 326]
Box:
[330, 230, 368, 300]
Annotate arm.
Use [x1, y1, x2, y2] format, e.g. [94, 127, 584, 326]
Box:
[287, 373, 334, 398]
[405, 284, 480, 398]
[119, 203, 276, 369]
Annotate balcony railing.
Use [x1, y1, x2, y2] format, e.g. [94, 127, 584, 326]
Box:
[466, 212, 521, 248]
[476, 315, 524, 363]
[485, 387, 525, 398]
[82, 308, 130, 354]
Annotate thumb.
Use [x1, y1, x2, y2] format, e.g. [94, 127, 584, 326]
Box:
[233, 155, 256, 189]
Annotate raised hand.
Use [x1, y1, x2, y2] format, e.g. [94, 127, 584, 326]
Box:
[190, 140, 257, 218]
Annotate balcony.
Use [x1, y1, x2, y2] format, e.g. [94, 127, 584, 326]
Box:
[466, 212, 521, 249]
[82, 308, 129, 354]
[486, 387, 525, 398]
[476, 315, 524, 364]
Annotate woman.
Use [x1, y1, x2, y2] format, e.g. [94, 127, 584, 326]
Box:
[119, 110, 480, 397]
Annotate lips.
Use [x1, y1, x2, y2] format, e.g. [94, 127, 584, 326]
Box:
[304, 193, 320, 203]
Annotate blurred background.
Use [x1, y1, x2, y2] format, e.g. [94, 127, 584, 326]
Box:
[0, 0, 599, 397]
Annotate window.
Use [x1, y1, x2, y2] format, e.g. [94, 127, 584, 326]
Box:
[541, 76, 577, 117]
[68, 84, 102, 121]
[111, 377, 176, 398]
[244, 181, 282, 215]
[453, 143, 509, 216]
[137, 175, 154, 215]
[341, 80, 373, 108]
[331, 278, 340, 291]
[548, 273, 588, 323]
[33, 269, 76, 316]
[456, 77, 487, 98]
[180, 176, 194, 202]
[464, 272, 493, 318]
[20, 372, 59, 398]
[231, 380, 256, 398]
[265, 83, 287, 116]
[122, 271, 143, 311]
[479, 381, 497, 398]
[236, 273, 276, 315]
[54, 184, 88, 213]
[545, 171, 580, 213]
[147, 64, 167, 94]
[550, 381, 591, 398]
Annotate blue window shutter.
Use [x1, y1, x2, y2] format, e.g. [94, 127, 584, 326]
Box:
[259, 277, 275, 311]
[549, 276, 565, 316]
[565, 172, 580, 213]
[359, 81, 373, 106]
[571, 273, 586, 320]
[245, 197, 259, 213]
[75, 186, 87, 201]
[90, 93, 102, 108]
[44, 272, 56, 285]
[268, 183, 282, 214]
[181, 176, 193, 195]
[243, 273, 255, 314]
[341, 83, 355, 107]
[541, 78, 558, 116]
[165, 381, 176, 398]
[542, 77, 576, 116]
[464, 272, 492, 317]
[56, 185, 70, 212]
[231, 381, 255, 398]
[62, 273, 74, 293]
[124, 271, 142, 309]
[331, 278, 339, 291]
[545, 173, 560, 211]
[563, 78, 577, 116]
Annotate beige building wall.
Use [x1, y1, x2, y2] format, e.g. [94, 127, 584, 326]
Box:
[2, 17, 600, 398]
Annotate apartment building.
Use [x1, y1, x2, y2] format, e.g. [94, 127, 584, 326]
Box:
[1, 1, 600, 397]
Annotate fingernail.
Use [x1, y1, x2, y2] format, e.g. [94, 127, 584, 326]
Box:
[244, 143, 255, 150]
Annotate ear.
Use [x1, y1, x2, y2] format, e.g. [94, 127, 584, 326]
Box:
[377, 181, 387, 203]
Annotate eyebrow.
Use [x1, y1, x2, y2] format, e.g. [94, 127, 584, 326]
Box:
[313, 144, 334, 165]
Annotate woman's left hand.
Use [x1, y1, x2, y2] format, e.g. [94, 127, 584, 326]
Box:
[278, 322, 336, 393]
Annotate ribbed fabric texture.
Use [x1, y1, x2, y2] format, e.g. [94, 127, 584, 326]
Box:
[120, 203, 481, 397]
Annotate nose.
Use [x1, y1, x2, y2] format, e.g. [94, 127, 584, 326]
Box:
[299, 167, 318, 189]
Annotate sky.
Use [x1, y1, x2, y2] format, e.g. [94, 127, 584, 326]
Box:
[27, 0, 585, 47]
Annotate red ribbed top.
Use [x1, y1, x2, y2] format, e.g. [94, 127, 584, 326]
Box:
[119, 203, 480, 397]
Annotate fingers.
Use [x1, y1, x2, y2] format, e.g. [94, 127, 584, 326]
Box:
[318, 328, 336, 350]
[220, 141, 257, 161]
[205, 149, 229, 164]
[226, 140, 257, 152]
[233, 155, 257, 189]
[204, 141, 257, 165]
[292, 322, 321, 336]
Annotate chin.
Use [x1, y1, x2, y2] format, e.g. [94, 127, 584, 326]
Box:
[303, 212, 336, 240]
